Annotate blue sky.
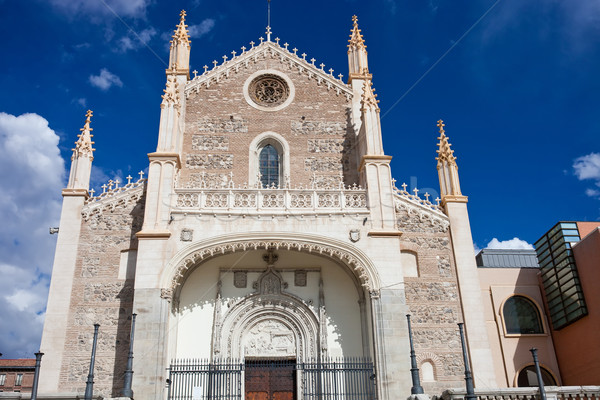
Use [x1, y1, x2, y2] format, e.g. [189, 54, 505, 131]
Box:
[1, 0, 599, 358]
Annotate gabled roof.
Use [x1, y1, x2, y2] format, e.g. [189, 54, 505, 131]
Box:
[185, 40, 353, 99]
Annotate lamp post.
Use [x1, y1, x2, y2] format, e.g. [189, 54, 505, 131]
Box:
[31, 351, 44, 400]
[458, 323, 476, 400]
[530, 348, 547, 400]
[121, 313, 137, 398]
[406, 314, 424, 394]
[84, 324, 100, 400]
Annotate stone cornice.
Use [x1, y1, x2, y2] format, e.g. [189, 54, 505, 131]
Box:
[185, 41, 353, 98]
[148, 152, 182, 169]
[136, 230, 172, 239]
[441, 195, 468, 206]
[62, 188, 88, 198]
[358, 155, 392, 171]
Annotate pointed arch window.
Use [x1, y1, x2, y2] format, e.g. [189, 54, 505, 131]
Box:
[503, 295, 543, 334]
[259, 144, 280, 188]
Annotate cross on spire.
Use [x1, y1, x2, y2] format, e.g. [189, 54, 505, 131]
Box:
[437, 119, 445, 134]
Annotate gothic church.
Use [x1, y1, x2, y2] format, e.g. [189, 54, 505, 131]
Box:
[39, 11, 497, 400]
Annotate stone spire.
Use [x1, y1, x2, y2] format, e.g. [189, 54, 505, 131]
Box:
[436, 120, 465, 202]
[168, 10, 191, 74]
[361, 79, 380, 112]
[347, 15, 371, 82]
[67, 110, 95, 190]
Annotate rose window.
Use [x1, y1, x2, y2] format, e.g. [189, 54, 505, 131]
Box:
[249, 74, 290, 107]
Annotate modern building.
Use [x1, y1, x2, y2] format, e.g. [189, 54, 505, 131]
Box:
[534, 221, 600, 385]
[0, 359, 35, 393]
[476, 249, 560, 387]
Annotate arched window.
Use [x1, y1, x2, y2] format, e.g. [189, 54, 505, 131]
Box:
[503, 295, 543, 334]
[421, 361, 435, 382]
[259, 144, 280, 188]
[517, 365, 556, 386]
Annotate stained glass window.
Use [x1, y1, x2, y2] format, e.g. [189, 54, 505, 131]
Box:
[259, 144, 279, 188]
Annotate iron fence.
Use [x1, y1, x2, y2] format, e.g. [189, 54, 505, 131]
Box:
[167, 357, 377, 400]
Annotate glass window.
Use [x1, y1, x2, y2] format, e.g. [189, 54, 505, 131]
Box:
[503, 296, 543, 334]
[15, 373, 23, 386]
[517, 366, 556, 386]
[259, 144, 280, 188]
[0, 374, 5, 385]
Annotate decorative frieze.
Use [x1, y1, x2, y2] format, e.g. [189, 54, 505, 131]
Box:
[308, 139, 345, 153]
[291, 121, 346, 135]
[186, 172, 231, 188]
[192, 135, 229, 151]
[197, 118, 247, 133]
[304, 157, 343, 172]
[396, 201, 449, 233]
[312, 174, 343, 189]
[186, 154, 233, 169]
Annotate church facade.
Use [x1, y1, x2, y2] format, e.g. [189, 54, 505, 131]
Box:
[38, 12, 497, 399]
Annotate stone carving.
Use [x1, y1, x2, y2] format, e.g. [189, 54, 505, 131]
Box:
[191, 135, 229, 151]
[243, 320, 295, 356]
[186, 172, 231, 188]
[234, 192, 257, 207]
[169, 239, 375, 294]
[345, 193, 367, 208]
[404, 236, 450, 251]
[180, 229, 193, 242]
[395, 199, 449, 233]
[161, 75, 180, 111]
[160, 288, 174, 301]
[304, 157, 343, 172]
[249, 74, 290, 107]
[295, 270, 307, 287]
[308, 138, 345, 153]
[318, 193, 341, 207]
[205, 193, 228, 207]
[176, 193, 199, 207]
[349, 229, 361, 242]
[197, 118, 247, 133]
[291, 121, 346, 135]
[186, 154, 233, 169]
[290, 193, 313, 208]
[261, 193, 284, 207]
[234, 271, 247, 288]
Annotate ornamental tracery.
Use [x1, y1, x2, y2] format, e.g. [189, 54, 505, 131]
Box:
[249, 74, 289, 107]
[167, 239, 375, 294]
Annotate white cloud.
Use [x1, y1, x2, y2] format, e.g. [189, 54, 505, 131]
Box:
[573, 153, 600, 180]
[47, 0, 151, 20]
[485, 237, 534, 250]
[0, 112, 66, 357]
[573, 152, 600, 198]
[89, 68, 123, 91]
[188, 19, 216, 38]
[117, 27, 157, 52]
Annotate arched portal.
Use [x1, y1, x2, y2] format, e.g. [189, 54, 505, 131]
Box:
[162, 233, 381, 363]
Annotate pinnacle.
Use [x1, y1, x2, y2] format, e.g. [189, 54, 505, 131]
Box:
[436, 120, 456, 164]
[172, 9, 190, 45]
[348, 15, 366, 49]
[74, 109, 95, 159]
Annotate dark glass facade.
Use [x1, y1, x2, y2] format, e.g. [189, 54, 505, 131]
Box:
[534, 222, 587, 330]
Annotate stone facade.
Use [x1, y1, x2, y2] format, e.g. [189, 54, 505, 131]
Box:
[39, 13, 499, 400]
[57, 197, 143, 397]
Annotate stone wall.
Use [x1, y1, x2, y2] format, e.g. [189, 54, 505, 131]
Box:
[58, 196, 144, 397]
[399, 204, 464, 393]
[182, 51, 358, 189]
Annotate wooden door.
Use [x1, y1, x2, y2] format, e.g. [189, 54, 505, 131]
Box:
[245, 360, 295, 400]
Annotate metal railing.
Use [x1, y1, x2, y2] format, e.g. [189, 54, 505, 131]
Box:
[167, 357, 377, 400]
